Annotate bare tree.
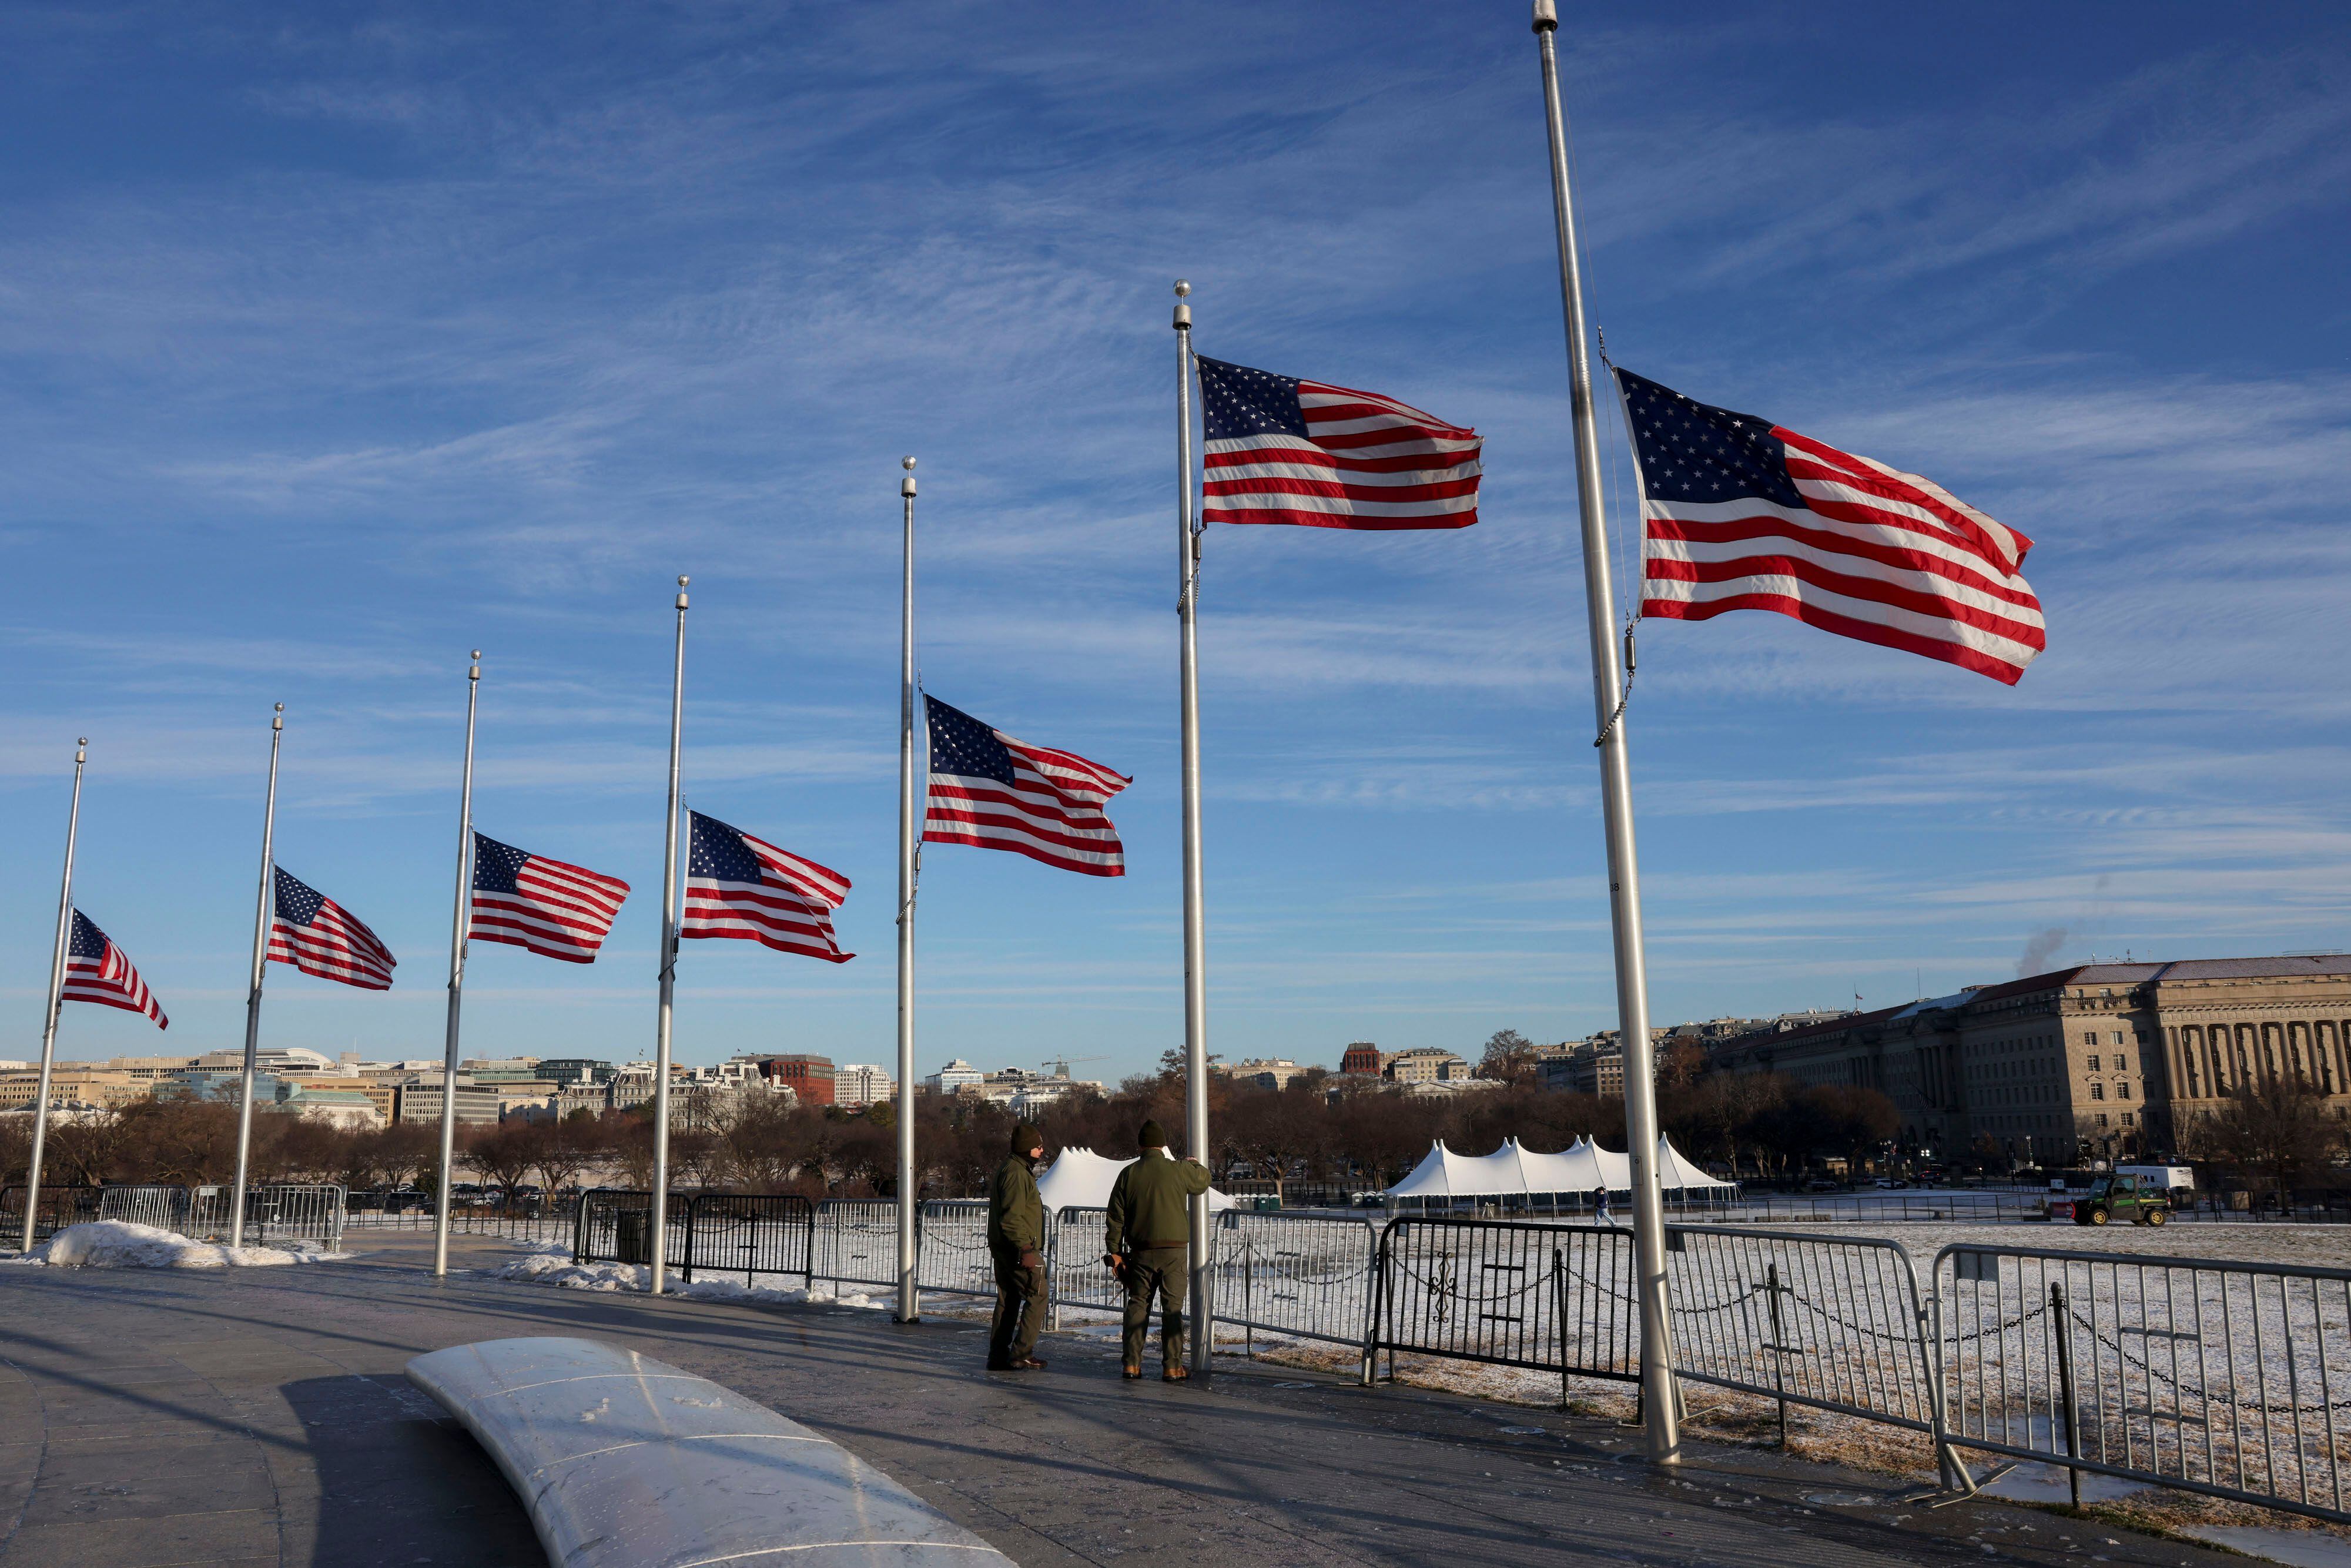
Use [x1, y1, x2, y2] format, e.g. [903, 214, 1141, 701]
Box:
[2184, 1076, 2345, 1209]
[0, 1116, 28, 1185]
[716, 1095, 798, 1190]
[533, 1111, 604, 1199]
[1475, 1030, 1540, 1087]
[459, 1121, 542, 1207]
[374, 1123, 437, 1192]
[41, 1117, 127, 1188]
[1220, 1083, 1330, 1199]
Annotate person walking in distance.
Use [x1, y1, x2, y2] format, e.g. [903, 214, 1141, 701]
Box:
[1594, 1184, 1613, 1226]
[1104, 1120, 1212, 1382]
[986, 1123, 1050, 1371]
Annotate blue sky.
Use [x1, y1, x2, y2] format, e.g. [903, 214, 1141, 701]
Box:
[4, 2, 2346, 1084]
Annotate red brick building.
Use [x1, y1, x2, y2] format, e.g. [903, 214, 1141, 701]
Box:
[1339, 1042, 1388, 1076]
[755, 1054, 836, 1107]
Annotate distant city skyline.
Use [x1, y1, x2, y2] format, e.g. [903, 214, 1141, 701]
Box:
[5, 4, 2346, 1087]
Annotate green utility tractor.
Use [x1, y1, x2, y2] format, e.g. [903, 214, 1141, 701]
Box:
[2075, 1172, 2171, 1227]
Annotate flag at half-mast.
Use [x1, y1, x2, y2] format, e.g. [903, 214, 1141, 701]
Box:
[681, 812, 853, 963]
[267, 867, 396, 989]
[62, 910, 168, 1029]
[470, 832, 631, 963]
[923, 696, 1129, 877]
[1196, 356, 1482, 530]
[1615, 368, 2044, 685]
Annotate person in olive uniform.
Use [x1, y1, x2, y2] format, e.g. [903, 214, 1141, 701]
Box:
[1104, 1120, 1213, 1381]
[986, 1123, 1050, 1371]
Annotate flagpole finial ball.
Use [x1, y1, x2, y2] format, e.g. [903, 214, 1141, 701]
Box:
[78, 736, 88, 746]
[677, 575, 689, 588]
[1174, 280, 1190, 297]
[902, 455, 916, 471]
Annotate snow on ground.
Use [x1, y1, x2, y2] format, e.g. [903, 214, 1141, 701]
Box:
[485, 1251, 888, 1309]
[7, 1221, 349, 1269]
[1794, 1217, 2351, 1272]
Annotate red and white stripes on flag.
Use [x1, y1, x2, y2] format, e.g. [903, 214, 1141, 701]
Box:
[267, 866, 396, 990]
[1615, 367, 2044, 684]
[470, 832, 631, 963]
[62, 910, 168, 1029]
[680, 811, 854, 963]
[1195, 355, 1483, 530]
[923, 696, 1128, 877]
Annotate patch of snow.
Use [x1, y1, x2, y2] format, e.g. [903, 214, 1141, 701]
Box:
[486, 1252, 886, 1310]
[20, 1221, 351, 1270]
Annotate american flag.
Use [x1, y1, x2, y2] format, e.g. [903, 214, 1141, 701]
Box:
[1196, 355, 1483, 530]
[470, 832, 631, 964]
[61, 910, 167, 1029]
[923, 696, 1128, 878]
[1616, 368, 2045, 685]
[267, 866, 396, 990]
[681, 812, 854, 964]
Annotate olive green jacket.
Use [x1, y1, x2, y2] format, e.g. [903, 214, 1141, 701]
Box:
[987, 1156, 1044, 1254]
[1104, 1150, 1212, 1255]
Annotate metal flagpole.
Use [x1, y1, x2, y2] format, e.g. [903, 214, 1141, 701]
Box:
[1533, 0, 1679, 1464]
[228, 703, 284, 1251]
[432, 652, 482, 1280]
[895, 455, 920, 1323]
[1173, 279, 1213, 1376]
[19, 739, 88, 1255]
[649, 576, 689, 1296]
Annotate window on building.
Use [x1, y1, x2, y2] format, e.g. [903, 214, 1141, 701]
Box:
[2090, 1083, 2105, 1100]
[2116, 1081, 2130, 1100]
[2117, 1052, 2130, 1071]
[2084, 1031, 2097, 1046]
[2087, 1054, 2101, 1071]
[2110, 1031, 2124, 1046]
[2097, 1112, 2110, 1127]
[2121, 1112, 2135, 1126]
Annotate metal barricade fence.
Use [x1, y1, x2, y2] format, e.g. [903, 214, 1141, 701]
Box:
[97, 1185, 189, 1231]
[1218, 1211, 1382, 1352]
[346, 1198, 580, 1245]
[1666, 1225, 1945, 1440]
[0, 1185, 103, 1244]
[916, 1200, 996, 1299]
[1363, 1219, 1640, 1385]
[1361, 1219, 1956, 1470]
[1046, 1207, 1122, 1324]
[813, 1200, 900, 1294]
[5, 1184, 346, 1250]
[574, 1189, 690, 1268]
[681, 1194, 813, 1288]
[183, 1184, 347, 1248]
[1935, 1242, 2351, 1525]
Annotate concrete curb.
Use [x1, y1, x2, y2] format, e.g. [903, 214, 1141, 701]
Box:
[407, 1335, 1017, 1568]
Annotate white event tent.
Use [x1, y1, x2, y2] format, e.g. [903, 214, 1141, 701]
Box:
[1383, 1135, 1733, 1204]
[1034, 1147, 1238, 1212]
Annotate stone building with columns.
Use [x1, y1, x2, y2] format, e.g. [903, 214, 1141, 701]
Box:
[1706, 954, 2351, 1164]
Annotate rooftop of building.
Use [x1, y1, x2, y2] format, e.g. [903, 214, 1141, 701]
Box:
[1716, 953, 2351, 1053]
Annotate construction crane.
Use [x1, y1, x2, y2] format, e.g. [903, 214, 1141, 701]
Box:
[1040, 1054, 1109, 1080]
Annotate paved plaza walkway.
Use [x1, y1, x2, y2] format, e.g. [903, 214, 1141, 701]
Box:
[0, 1232, 2261, 1567]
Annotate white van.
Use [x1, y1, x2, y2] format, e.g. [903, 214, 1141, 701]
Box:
[2116, 1164, 2195, 1192]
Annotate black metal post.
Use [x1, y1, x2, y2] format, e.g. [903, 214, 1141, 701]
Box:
[2051, 1280, 2082, 1511]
